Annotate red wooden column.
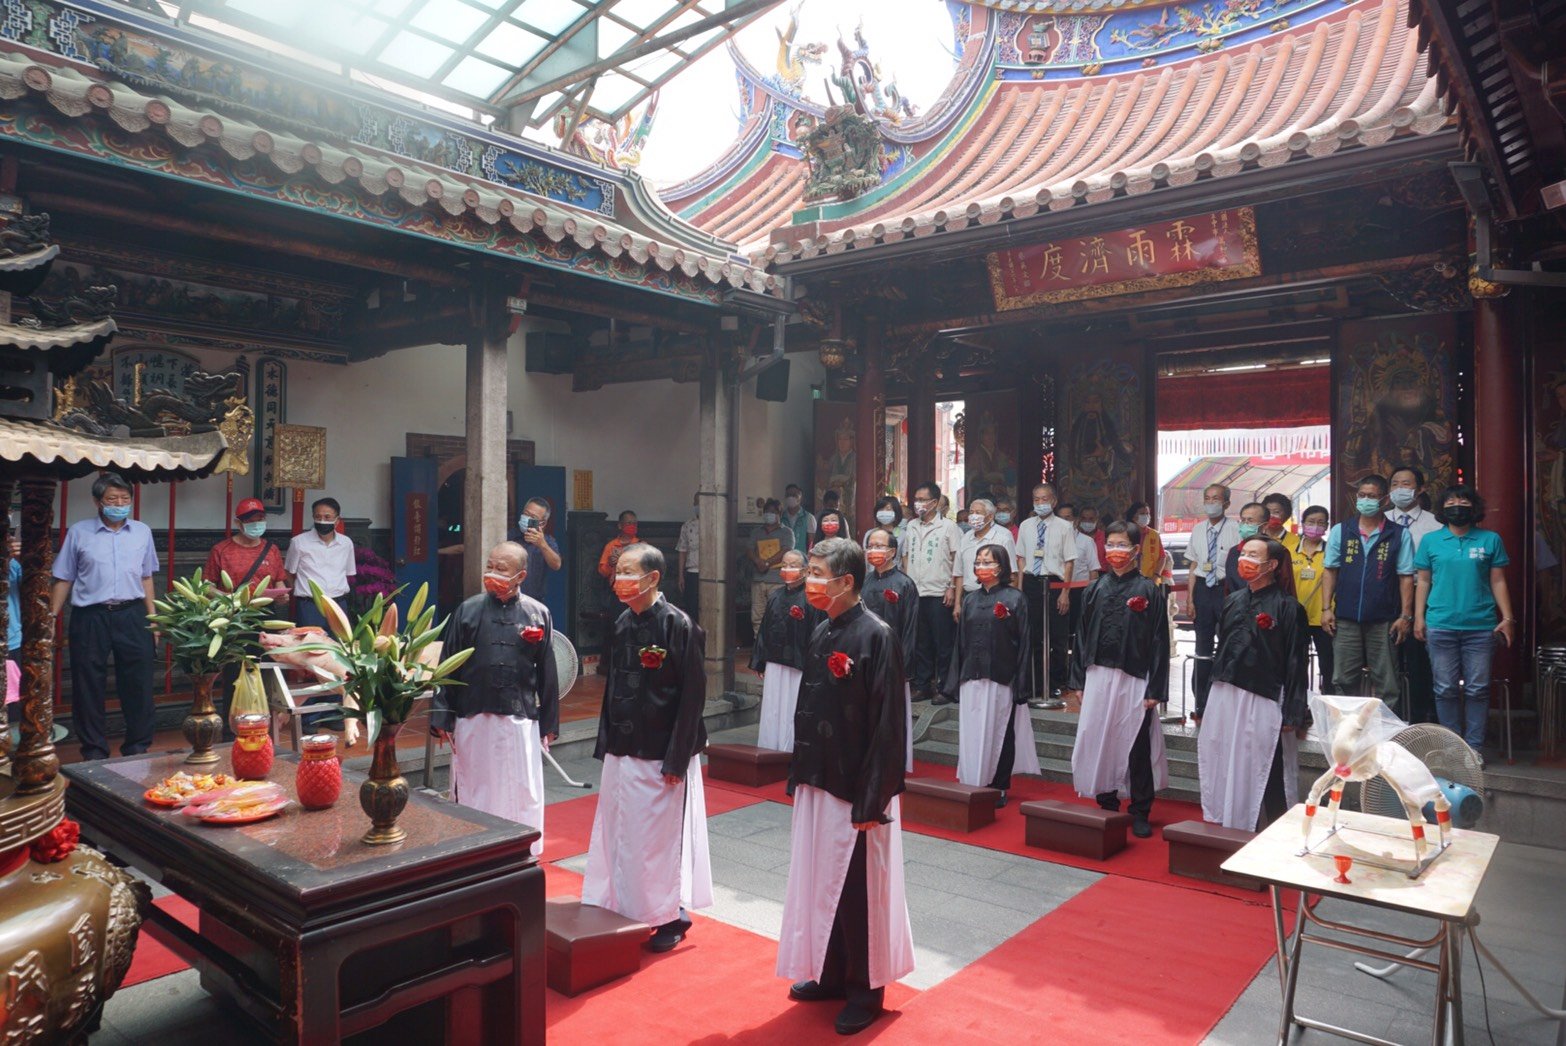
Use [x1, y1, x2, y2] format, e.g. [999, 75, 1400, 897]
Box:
[907, 356, 935, 503]
[1472, 297, 1528, 678]
[854, 325, 885, 534]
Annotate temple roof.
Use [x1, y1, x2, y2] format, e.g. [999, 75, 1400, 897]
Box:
[0, 318, 117, 378]
[0, 417, 226, 481]
[670, 0, 1451, 262]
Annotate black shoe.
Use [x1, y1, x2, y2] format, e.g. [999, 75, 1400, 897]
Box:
[835, 1002, 884, 1035]
[790, 980, 845, 1002]
[1131, 817, 1152, 839]
[931, 695, 956, 707]
[995, 792, 1008, 809]
[1096, 793, 1120, 812]
[645, 918, 691, 953]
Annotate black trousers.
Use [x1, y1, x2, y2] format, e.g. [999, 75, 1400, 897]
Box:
[990, 703, 1018, 792]
[1022, 575, 1068, 695]
[818, 832, 882, 1012]
[683, 570, 701, 623]
[1308, 625, 1336, 696]
[68, 603, 155, 761]
[913, 596, 955, 693]
[1400, 636, 1436, 723]
[1099, 706, 1158, 820]
[1259, 738, 1289, 831]
[1066, 586, 1087, 674]
[1192, 581, 1225, 717]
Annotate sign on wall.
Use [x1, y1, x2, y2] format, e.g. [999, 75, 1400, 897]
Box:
[572, 469, 594, 511]
[986, 208, 1261, 310]
[962, 390, 1020, 510]
[1055, 350, 1144, 519]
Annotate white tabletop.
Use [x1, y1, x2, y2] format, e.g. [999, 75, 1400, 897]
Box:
[1221, 805, 1499, 921]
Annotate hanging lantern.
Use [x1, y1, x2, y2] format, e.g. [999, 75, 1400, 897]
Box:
[818, 338, 850, 370]
[1467, 263, 1509, 300]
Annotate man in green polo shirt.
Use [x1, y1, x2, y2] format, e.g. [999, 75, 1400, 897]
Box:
[1413, 484, 1515, 756]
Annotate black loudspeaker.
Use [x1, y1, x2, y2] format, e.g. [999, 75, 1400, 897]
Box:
[525, 331, 577, 374]
[754, 358, 791, 402]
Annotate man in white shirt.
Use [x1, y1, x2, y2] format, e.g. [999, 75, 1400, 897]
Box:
[284, 496, 357, 629]
[901, 482, 963, 704]
[954, 498, 1021, 597]
[676, 493, 702, 621]
[1388, 466, 1441, 722]
[1057, 503, 1104, 675]
[1014, 483, 1076, 709]
[1185, 483, 1237, 722]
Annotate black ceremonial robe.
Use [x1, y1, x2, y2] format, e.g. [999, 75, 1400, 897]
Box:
[943, 585, 1031, 703]
[861, 567, 919, 679]
[1066, 570, 1169, 702]
[1212, 582, 1311, 729]
[595, 596, 708, 777]
[790, 603, 907, 825]
[750, 582, 822, 672]
[431, 591, 560, 737]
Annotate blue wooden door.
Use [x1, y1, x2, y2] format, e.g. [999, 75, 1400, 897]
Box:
[391, 456, 439, 619]
[516, 464, 568, 629]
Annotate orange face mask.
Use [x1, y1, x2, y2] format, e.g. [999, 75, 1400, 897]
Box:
[804, 575, 843, 610]
[974, 564, 1000, 584]
[866, 548, 893, 567]
[483, 571, 522, 600]
[1236, 558, 1268, 581]
[821, 519, 840, 536]
[779, 566, 804, 583]
[1103, 548, 1136, 570]
[613, 573, 651, 602]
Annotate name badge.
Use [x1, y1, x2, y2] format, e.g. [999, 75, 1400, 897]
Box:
[1199, 561, 1213, 572]
[1033, 549, 1045, 559]
[1299, 568, 1316, 580]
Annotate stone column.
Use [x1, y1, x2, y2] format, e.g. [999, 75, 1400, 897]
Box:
[464, 278, 510, 594]
[698, 352, 736, 703]
[1472, 296, 1528, 677]
[854, 324, 885, 532]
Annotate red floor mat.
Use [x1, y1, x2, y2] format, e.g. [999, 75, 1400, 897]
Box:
[122, 895, 199, 988]
[879, 876, 1278, 1045]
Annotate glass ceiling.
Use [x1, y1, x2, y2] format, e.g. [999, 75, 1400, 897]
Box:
[173, 0, 782, 127]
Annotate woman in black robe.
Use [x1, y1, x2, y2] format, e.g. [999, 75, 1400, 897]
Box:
[751, 550, 824, 751]
[862, 526, 919, 772]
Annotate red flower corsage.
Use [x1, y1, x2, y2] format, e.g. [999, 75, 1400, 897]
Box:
[883, 590, 900, 604]
[520, 626, 545, 644]
[639, 646, 667, 669]
[30, 819, 79, 864]
[827, 651, 853, 679]
[1255, 613, 1275, 630]
[994, 602, 1010, 620]
[789, 604, 805, 620]
[1127, 596, 1149, 612]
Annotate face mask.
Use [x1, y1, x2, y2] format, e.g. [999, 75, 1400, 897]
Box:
[242, 521, 266, 539]
[1237, 522, 1260, 540]
[1444, 504, 1475, 527]
[621, 522, 638, 538]
[1236, 557, 1269, 581]
[763, 512, 779, 526]
[483, 571, 521, 600]
[314, 521, 336, 536]
[967, 513, 987, 529]
[973, 564, 1000, 584]
[875, 509, 896, 525]
[779, 566, 804, 583]
[516, 515, 533, 531]
[912, 500, 929, 516]
[1302, 523, 1327, 540]
[1389, 488, 1418, 510]
[785, 496, 801, 510]
[1355, 498, 1382, 517]
[1268, 511, 1285, 523]
[101, 504, 131, 522]
[1033, 502, 1053, 517]
[995, 512, 1012, 525]
[804, 574, 843, 610]
[821, 519, 840, 536]
[1078, 521, 1096, 534]
[866, 547, 893, 568]
[613, 573, 652, 602]
[1104, 547, 1135, 570]
[1135, 513, 1151, 527]
[1204, 502, 1225, 519]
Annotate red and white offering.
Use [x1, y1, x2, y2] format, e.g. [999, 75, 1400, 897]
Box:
[180, 781, 292, 825]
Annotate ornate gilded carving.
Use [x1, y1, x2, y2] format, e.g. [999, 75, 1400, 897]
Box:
[1467, 263, 1510, 300]
[1376, 262, 1470, 313]
[19, 286, 116, 328]
[57, 369, 242, 438]
[212, 396, 254, 476]
[15, 476, 58, 796]
[273, 424, 327, 490]
[801, 107, 882, 202]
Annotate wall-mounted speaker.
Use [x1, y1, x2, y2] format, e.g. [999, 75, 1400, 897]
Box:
[754, 358, 791, 402]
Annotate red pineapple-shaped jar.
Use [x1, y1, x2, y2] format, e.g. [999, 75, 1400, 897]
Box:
[230, 714, 274, 780]
[296, 734, 342, 810]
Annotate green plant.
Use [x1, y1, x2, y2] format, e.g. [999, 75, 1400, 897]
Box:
[149, 569, 295, 677]
[299, 580, 473, 727]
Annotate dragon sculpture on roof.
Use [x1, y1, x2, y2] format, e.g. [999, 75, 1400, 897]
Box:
[776, 3, 829, 93]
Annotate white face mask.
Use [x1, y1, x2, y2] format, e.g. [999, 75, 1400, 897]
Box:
[913, 500, 930, 516]
[1135, 513, 1151, 527]
[1389, 488, 1418, 510]
[1033, 502, 1053, 517]
[968, 513, 987, 529]
[875, 509, 896, 525]
[1078, 520, 1096, 534]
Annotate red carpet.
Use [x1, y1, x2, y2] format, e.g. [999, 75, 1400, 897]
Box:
[878, 876, 1278, 1045]
[122, 895, 199, 988]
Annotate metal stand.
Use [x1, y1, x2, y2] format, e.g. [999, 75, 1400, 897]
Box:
[1297, 817, 1453, 880]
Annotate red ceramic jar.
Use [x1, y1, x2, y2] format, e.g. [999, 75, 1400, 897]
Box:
[230, 714, 274, 780]
[296, 734, 342, 810]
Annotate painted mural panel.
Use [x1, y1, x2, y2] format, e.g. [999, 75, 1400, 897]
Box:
[814, 401, 857, 519]
[1538, 366, 1566, 644]
[962, 390, 1020, 509]
[1056, 351, 1142, 519]
[1336, 316, 1459, 512]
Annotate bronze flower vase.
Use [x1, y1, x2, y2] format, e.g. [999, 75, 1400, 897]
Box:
[360, 721, 408, 845]
[183, 672, 223, 765]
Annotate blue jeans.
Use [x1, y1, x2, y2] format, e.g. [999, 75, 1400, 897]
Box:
[1426, 629, 1492, 748]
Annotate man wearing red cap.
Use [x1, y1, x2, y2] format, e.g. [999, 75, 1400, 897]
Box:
[205, 498, 287, 736]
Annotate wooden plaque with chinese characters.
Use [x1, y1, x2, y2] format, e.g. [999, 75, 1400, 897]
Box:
[274, 423, 327, 490]
[986, 208, 1261, 309]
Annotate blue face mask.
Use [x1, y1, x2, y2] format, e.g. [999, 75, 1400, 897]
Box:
[242, 521, 266, 539]
[875, 509, 896, 525]
[1356, 497, 1383, 517]
[1237, 522, 1260, 540]
[763, 512, 779, 526]
[516, 516, 533, 531]
[995, 512, 1012, 525]
[101, 504, 131, 522]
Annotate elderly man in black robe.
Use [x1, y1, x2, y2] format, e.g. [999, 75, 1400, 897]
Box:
[751, 549, 823, 751]
[1067, 521, 1169, 838]
[582, 543, 713, 953]
[431, 541, 560, 857]
[778, 537, 915, 1037]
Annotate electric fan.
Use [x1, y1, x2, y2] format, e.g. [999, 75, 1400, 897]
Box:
[1360, 723, 1484, 829]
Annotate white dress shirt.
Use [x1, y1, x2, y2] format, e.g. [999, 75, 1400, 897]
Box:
[902, 516, 964, 597]
[1187, 516, 1238, 585]
[1015, 513, 1077, 578]
[1385, 506, 1441, 552]
[676, 517, 701, 571]
[283, 528, 356, 597]
[955, 525, 1021, 592]
[1071, 530, 1102, 582]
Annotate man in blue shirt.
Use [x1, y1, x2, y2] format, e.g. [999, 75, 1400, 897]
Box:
[508, 496, 562, 603]
[49, 473, 160, 760]
[1320, 475, 1414, 706]
[5, 532, 18, 663]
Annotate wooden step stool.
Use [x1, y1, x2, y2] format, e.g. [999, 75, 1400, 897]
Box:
[1162, 821, 1264, 891]
[544, 900, 648, 997]
[901, 778, 1001, 832]
[704, 744, 792, 787]
[1019, 800, 1132, 860]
